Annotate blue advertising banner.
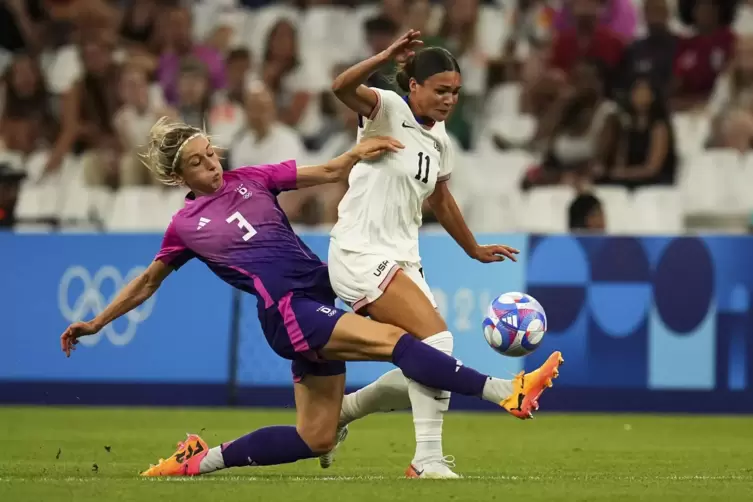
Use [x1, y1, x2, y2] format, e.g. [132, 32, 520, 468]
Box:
[523, 236, 753, 396]
[0, 234, 233, 385]
[1, 232, 752, 412]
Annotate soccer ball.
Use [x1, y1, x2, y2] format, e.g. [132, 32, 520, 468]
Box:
[482, 292, 547, 357]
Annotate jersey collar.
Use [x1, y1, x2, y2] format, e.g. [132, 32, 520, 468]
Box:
[403, 95, 435, 129]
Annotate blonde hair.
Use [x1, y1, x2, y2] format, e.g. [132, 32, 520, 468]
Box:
[142, 117, 206, 186]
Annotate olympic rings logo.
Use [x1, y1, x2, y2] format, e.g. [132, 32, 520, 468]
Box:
[58, 266, 157, 347]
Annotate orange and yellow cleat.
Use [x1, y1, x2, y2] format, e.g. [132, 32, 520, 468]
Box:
[501, 351, 564, 419]
[140, 434, 209, 477]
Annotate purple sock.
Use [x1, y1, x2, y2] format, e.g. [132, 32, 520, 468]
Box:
[392, 334, 488, 396]
[221, 426, 316, 467]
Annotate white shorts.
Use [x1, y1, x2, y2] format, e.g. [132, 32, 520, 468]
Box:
[328, 241, 436, 312]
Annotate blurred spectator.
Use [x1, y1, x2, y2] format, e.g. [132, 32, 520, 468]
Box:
[734, 0, 753, 36]
[487, 0, 556, 118]
[77, 33, 122, 188]
[555, 0, 638, 41]
[224, 49, 252, 106]
[0, 0, 43, 56]
[113, 65, 173, 186]
[363, 15, 400, 90]
[708, 36, 753, 150]
[175, 57, 211, 130]
[319, 92, 359, 163]
[504, 0, 556, 71]
[230, 82, 305, 169]
[119, 0, 156, 49]
[528, 59, 620, 189]
[317, 89, 359, 222]
[0, 166, 23, 227]
[381, 0, 406, 28]
[549, 0, 625, 90]
[609, 78, 677, 188]
[231, 82, 310, 222]
[402, 0, 439, 36]
[38, 18, 82, 95]
[429, 0, 487, 149]
[672, 0, 737, 111]
[0, 54, 57, 161]
[508, 0, 557, 53]
[568, 192, 606, 232]
[157, 5, 226, 106]
[207, 49, 252, 149]
[618, 0, 677, 100]
[262, 19, 327, 139]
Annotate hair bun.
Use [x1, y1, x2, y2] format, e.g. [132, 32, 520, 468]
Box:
[394, 54, 416, 92]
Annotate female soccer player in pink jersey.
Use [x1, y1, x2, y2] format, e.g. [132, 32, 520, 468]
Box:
[59, 117, 562, 478]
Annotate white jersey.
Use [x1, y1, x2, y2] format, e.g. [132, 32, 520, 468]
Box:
[330, 88, 455, 263]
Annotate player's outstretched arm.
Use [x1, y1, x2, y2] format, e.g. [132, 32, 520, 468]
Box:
[296, 136, 404, 188]
[60, 260, 173, 357]
[428, 181, 520, 264]
[332, 30, 423, 117]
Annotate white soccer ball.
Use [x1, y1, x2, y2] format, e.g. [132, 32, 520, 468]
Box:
[482, 292, 547, 357]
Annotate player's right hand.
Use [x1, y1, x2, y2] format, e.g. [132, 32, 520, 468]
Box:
[352, 136, 404, 161]
[60, 321, 100, 358]
[383, 30, 423, 64]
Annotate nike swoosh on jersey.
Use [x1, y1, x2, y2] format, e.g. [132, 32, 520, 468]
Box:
[402, 120, 415, 129]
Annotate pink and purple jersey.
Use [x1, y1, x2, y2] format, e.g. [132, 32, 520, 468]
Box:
[155, 161, 330, 309]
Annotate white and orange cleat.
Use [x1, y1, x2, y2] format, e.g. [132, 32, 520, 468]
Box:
[140, 434, 209, 477]
[405, 456, 461, 479]
[501, 351, 564, 419]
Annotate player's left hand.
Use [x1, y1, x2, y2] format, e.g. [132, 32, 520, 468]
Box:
[472, 244, 520, 263]
[60, 321, 100, 358]
[352, 136, 404, 161]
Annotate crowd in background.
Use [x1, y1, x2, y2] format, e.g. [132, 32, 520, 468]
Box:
[0, 0, 751, 229]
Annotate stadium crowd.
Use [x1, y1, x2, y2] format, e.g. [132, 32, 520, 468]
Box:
[0, 0, 752, 233]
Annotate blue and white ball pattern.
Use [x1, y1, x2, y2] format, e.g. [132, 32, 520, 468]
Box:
[482, 292, 547, 357]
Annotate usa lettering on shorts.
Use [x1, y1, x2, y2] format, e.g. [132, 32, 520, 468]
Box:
[373, 260, 390, 277]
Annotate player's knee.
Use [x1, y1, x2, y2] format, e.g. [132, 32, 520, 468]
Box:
[400, 313, 448, 340]
[381, 325, 406, 349]
[422, 330, 453, 356]
[298, 426, 337, 454]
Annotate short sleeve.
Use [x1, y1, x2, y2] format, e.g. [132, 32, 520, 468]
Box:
[234, 160, 298, 193]
[155, 223, 195, 270]
[438, 137, 455, 182]
[365, 87, 405, 126]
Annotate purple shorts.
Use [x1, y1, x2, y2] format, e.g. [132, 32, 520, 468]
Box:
[259, 291, 346, 383]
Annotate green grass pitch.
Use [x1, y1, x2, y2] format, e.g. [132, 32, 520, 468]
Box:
[1, 407, 752, 501]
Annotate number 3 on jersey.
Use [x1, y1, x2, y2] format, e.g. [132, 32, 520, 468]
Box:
[226, 211, 257, 241]
[415, 152, 430, 184]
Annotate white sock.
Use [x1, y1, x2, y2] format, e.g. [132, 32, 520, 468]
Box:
[198, 446, 226, 474]
[481, 378, 515, 404]
[409, 331, 453, 466]
[339, 368, 411, 426]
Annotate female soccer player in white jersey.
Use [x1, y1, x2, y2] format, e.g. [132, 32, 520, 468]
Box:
[326, 31, 564, 478]
[59, 117, 562, 478]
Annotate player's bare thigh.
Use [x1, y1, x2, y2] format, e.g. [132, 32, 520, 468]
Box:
[365, 270, 447, 339]
[320, 312, 405, 362]
[294, 373, 346, 454]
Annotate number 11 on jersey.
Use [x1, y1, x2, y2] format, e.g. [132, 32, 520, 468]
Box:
[415, 152, 430, 184]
